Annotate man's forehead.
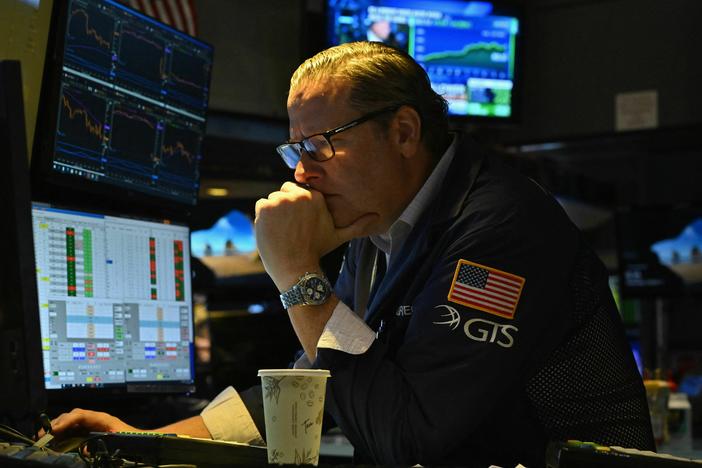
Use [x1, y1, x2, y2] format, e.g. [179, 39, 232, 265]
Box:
[288, 78, 349, 109]
[287, 79, 352, 136]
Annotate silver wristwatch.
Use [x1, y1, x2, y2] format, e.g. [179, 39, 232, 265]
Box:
[279, 272, 332, 308]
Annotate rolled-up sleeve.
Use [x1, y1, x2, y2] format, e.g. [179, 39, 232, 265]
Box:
[200, 386, 265, 445]
[293, 300, 375, 369]
[318, 299, 375, 354]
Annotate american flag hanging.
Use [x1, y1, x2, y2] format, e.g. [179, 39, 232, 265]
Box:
[447, 260, 525, 320]
[122, 0, 198, 37]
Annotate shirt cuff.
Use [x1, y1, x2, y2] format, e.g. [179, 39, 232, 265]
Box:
[317, 300, 375, 354]
[200, 386, 265, 445]
[293, 353, 313, 369]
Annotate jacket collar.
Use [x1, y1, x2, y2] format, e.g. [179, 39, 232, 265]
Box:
[430, 132, 484, 225]
[364, 133, 484, 323]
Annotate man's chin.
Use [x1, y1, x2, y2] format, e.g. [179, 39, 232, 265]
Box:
[332, 211, 384, 237]
[332, 214, 361, 230]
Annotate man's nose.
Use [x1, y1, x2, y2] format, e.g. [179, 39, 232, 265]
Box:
[294, 158, 320, 185]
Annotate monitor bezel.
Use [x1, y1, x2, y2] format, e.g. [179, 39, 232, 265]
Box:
[31, 200, 197, 396]
[32, 0, 214, 211]
[0, 60, 47, 433]
[322, 0, 525, 126]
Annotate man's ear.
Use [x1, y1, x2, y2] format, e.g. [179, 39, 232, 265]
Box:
[392, 105, 422, 159]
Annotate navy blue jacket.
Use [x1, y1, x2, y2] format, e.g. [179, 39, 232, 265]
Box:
[313, 136, 654, 467]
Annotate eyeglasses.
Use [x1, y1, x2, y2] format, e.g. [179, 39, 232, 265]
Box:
[276, 104, 403, 169]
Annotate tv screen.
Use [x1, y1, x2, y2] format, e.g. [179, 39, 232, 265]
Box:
[33, 0, 213, 206]
[190, 209, 264, 280]
[31, 202, 195, 391]
[616, 206, 702, 297]
[326, 0, 521, 119]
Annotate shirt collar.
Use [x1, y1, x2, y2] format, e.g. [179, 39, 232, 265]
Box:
[370, 134, 458, 259]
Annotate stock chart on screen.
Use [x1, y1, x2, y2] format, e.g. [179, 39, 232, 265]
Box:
[327, 0, 520, 118]
[48, 0, 212, 204]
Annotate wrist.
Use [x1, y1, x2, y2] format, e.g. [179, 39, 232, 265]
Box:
[273, 265, 323, 293]
[279, 271, 332, 309]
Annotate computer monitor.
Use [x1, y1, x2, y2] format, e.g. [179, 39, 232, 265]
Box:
[616, 206, 702, 298]
[31, 202, 195, 393]
[325, 0, 522, 120]
[33, 0, 214, 206]
[0, 60, 46, 434]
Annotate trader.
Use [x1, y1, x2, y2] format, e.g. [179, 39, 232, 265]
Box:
[49, 42, 654, 467]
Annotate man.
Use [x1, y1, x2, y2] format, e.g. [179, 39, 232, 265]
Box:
[49, 42, 653, 467]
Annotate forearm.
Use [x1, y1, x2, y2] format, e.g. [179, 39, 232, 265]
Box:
[287, 294, 339, 360]
[156, 415, 212, 438]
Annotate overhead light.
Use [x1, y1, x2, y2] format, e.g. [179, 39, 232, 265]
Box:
[205, 187, 230, 197]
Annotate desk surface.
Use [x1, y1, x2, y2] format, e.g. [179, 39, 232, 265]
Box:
[661, 438, 702, 460]
[320, 433, 354, 459]
[318, 435, 702, 464]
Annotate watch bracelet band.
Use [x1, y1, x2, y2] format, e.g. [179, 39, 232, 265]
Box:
[279, 272, 331, 308]
[280, 284, 304, 309]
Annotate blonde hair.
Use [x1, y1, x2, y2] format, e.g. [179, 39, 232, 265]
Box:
[289, 42, 449, 158]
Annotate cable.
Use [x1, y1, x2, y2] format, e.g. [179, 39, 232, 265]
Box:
[76, 435, 196, 468]
[0, 423, 27, 439]
[0, 424, 35, 445]
[78, 436, 101, 467]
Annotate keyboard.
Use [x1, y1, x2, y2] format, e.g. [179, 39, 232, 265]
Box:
[0, 442, 85, 467]
[547, 440, 702, 468]
[90, 431, 267, 467]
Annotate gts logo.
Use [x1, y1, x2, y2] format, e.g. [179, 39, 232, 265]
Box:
[464, 318, 518, 348]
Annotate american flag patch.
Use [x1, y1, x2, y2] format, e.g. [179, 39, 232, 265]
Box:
[447, 260, 525, 319]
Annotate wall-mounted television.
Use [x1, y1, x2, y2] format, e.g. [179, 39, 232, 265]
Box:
[326, 0, 522, 121]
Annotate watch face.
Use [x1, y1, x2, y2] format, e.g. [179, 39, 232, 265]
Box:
[302, 276, 329, 304]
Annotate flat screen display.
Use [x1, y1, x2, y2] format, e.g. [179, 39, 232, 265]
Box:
[35, 0, 213, 205]
[326, 0, 520, 119]
[32, 202, 194, 390]
[616, 207, 702, 297]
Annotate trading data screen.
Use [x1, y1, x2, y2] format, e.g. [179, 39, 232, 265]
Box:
[32, 203, 194, 389]
[327, 0, 520, 118]
[47, 0, 213, 204]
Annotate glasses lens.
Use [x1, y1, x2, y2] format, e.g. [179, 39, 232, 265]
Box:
[276, 144, 301, 169]
[276, 135, 335, 169]
[303, 135, 334, 162]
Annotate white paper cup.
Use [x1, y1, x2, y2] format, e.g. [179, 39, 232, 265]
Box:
[258, 369, 331, 465]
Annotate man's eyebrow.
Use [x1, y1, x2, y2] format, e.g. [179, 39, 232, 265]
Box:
[286, 131, 310, 144]
[284, 135, 300, 144]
